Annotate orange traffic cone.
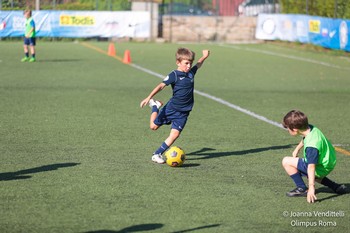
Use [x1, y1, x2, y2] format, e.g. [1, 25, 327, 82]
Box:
[123, 50, 131, 64]
[108, 43, 116, 56]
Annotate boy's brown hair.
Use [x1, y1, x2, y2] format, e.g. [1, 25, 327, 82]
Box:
[24, 9, 32, 16]
[176, 48, 195, 62]
[283, 110, 309, 130]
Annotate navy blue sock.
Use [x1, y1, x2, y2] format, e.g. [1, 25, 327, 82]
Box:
[290, 173, 307, 189]
[321, 177, 340, 192]
[25, 52, 29, 57]
[154, 142, 169, 155]
[32, 54, 35, 58]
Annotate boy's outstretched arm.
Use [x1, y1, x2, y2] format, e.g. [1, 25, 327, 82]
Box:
[196, 50, 210, 69]
[140, 83, 166, 108]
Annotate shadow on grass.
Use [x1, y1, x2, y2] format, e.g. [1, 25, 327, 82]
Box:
[36, 59, 83, 62]
[316, 183, 350, 202]
[176, 163, 200, 168]
[172, 224, 221, 233]
[84, 223, 220, 233]
[187, 144, 294, 160]
[0, 163, 80, 181]
[85, 223, 163, 232]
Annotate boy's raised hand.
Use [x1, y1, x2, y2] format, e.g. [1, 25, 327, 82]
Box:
[202, 50, 210, 58]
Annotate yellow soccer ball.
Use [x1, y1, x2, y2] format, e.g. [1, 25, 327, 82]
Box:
[164, 146, 186, 167]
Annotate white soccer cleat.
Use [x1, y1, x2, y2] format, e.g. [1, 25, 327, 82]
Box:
[148, 99, 163, 109]
[151, 154, 165, 164]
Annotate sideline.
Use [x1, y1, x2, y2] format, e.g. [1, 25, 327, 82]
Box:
[81, 42, 350, 156]
[81, 42, 123, 62]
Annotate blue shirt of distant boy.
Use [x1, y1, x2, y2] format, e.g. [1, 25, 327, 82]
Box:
[163, 65, 198, 112]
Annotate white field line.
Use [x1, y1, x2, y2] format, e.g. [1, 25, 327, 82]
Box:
[219, 44, 350, 71]
[193, 89, 285, 129]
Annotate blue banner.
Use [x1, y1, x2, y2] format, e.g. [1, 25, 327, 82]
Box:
[256, 14, 349, 52]
[0, 10, 150, 38]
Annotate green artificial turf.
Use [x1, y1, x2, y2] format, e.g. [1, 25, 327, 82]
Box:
[0, 41, 349, 233]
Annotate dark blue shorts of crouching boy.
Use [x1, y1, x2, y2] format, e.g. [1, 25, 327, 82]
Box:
[297, 158, 309, 177]
[154, 103, 190, 132]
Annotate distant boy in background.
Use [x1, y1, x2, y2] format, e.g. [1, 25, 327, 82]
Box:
[140, 48, 210, 164]
[282, 110, 346, 203]
[21, 9, 36, 62]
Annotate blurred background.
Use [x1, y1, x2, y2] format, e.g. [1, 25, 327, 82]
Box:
[1, 0, 349, 18]
[0, 1, 349, 49]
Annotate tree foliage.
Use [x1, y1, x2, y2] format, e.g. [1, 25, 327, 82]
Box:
[280, 0, 350, 19]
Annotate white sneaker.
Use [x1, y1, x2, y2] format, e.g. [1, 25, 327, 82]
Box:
[149, 99, 163, 109]
[152, 154, 165, 164]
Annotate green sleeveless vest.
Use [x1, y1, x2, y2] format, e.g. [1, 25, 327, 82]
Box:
[25, 17, 35, 37]
[303, 126, 336, 178]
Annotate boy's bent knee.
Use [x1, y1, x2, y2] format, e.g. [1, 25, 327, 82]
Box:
[282, 157, 290, 166]
[282, 156, 298, 167]
[170, 129, 180, 137]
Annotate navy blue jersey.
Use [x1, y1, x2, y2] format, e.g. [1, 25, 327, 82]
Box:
[163, 65, 198, 112]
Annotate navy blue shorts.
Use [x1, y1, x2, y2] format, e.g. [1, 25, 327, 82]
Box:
[297, 158, 309, 177]
[24, 37, 36, 46]
[154, 103, 189, 132]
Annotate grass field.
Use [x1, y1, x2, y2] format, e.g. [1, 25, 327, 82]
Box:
[0, 41, 349, 233]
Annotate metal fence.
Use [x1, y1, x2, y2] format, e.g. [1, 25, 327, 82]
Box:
[154, 0, 278, 16]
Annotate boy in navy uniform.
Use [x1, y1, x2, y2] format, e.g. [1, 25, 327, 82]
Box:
[140, 48, 210, 163]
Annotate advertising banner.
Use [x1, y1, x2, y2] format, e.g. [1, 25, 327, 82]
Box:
[256, 14, 349, 52]
[0, 10, 150, 38]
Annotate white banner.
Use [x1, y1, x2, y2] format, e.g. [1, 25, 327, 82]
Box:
[0, 10, 150, 38]
[255, 14, 350, 52]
